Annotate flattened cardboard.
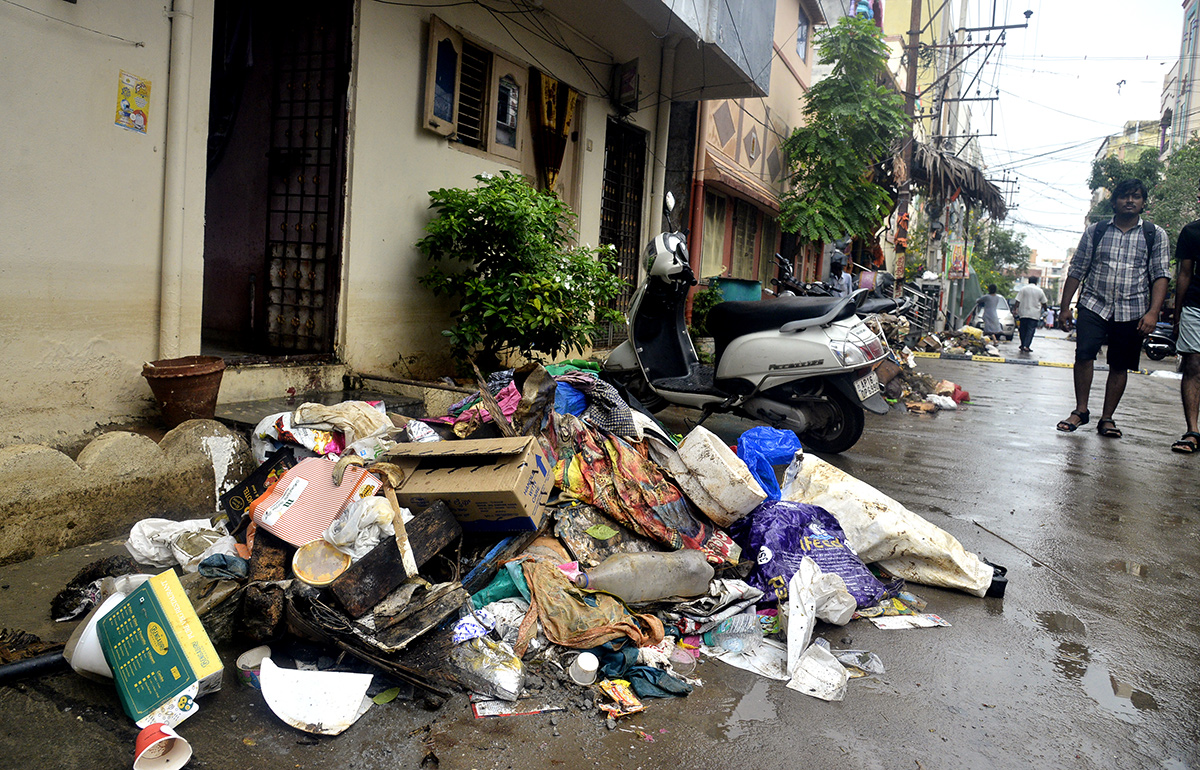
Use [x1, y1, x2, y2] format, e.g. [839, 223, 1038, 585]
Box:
[385, 436, 553, 531]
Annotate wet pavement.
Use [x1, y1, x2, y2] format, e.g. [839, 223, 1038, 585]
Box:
[1, 329, 1197, 770]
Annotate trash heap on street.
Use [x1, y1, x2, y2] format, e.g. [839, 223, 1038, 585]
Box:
[42, 361, 1005, 764]
[913, 326, 1002, 357]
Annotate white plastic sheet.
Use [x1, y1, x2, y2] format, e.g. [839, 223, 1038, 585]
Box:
[782, 453, 993, 597]
[126, 518, 238, 572]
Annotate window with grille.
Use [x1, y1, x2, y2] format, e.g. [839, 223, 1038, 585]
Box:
[423, 16, 527, 163]
[729, 199, 758, 279]
[758, 217, 780, 283]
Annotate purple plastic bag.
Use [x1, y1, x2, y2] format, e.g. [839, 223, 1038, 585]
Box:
[730, 499, 885, 607]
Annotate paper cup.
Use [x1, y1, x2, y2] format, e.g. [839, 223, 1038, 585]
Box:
[568, 652, 598, 686]
[236, 645, 271, 689]
[133, 723, 192, 770]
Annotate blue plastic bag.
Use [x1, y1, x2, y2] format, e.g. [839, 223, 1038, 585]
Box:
[730, 499, 885, 607]
[736, 426, 802, 500]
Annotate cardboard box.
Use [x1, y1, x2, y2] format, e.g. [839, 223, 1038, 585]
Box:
[97, 570, 223, 727]
[385, 436, 553, 532]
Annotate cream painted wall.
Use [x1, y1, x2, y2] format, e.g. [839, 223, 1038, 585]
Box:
[339, 2, 661, 378]
[0, 0, 213, 446]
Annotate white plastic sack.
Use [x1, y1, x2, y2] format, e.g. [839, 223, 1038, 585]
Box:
[251, 411, 321, 464]
[292, 401, 390, 446]
[323, 497, 406, 561]
[782, 453, 992, 597]
[671, 426, 767, 527]
[927, 394, 957, 410]
[126, 518, 236, 572]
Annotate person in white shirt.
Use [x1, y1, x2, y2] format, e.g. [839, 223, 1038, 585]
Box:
[829, 260, 853, 298]
[1014, 276, 1049, 352]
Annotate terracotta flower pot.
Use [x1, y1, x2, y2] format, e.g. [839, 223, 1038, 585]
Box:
[141, 355, 226, 428]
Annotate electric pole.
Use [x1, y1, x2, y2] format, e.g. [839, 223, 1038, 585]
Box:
[892, 0, 922, 298]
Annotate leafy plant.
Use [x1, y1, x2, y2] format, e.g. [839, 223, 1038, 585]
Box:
[780, 16, 908, 244]
[688, 285, 724, 338]
[969, 217, 1031, 297]
[1148, 137, 1200, 244]
[417, 172, 625, 367]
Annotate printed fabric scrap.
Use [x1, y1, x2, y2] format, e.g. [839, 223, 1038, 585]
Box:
[555, 415, 738, 564]
[514, 557, 664, 655]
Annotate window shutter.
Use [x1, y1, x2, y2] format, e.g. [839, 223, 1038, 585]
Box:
[423, 17, 462, 137]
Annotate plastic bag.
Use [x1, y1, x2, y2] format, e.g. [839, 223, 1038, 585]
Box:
[730, 499, 886, 607]
[323, 497, 402, 561]
[126, 518, 237, 572]
[448, 636, 525, 701]
[737, 426, 802, 500]
[781, 452, 993, 597]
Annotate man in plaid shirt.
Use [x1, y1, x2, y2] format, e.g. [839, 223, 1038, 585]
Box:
[1055, 179, 1170, 437]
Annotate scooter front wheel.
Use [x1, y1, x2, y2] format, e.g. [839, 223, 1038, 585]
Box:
[799, 387, 865, 454]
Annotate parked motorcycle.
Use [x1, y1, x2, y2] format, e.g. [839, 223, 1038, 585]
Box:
[769, 253, 910, 318]
[1144, 321, 1176, 361]
[602, 197, 890, 454]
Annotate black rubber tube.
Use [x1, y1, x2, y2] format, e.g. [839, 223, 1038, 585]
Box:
[0, 652, 68, 686]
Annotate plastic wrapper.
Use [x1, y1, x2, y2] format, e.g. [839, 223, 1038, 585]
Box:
[730, 500, 885, 607]
[448, 636, 525, 702]
[126, 518, 238, 572]
[323, 497, 402, 560]
[736, 426, 803, 500]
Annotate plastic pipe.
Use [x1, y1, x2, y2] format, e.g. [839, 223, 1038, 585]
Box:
[159, 0, 195, 359]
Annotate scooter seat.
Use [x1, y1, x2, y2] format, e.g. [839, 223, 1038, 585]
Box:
[858, 298, 901, 315]
[709, 296, 855, 365]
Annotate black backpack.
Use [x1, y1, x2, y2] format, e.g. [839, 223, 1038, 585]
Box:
[1091, 220, 1156, 257]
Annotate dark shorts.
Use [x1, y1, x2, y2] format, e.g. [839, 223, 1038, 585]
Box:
[1074, 306, 1142, 372]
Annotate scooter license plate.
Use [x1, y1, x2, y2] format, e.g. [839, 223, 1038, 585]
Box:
[854, 372, 881, 401]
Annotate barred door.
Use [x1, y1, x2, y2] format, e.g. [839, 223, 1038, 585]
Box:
[262, 1, 351, 354]
[597, 118, 647, 348]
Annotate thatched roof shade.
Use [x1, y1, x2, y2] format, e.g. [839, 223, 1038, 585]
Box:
[908, 141, 1007, 220]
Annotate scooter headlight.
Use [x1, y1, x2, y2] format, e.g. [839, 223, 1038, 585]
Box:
[829, 325, 886, 366]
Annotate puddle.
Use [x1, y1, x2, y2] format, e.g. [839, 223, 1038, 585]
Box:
[1107, 560, 1150, 578]
[1079, 662, 1159, 722]
[717, 679, 777, 740]
[1036, 610, 1086, 635]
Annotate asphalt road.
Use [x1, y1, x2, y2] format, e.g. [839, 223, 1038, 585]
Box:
[1, 328, 1196, 770]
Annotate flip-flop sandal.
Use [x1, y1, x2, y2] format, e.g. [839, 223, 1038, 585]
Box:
[1056, 409, 1089, 432]
[1171, 431, 1200, 453]
[1097, 418, 1122, 438]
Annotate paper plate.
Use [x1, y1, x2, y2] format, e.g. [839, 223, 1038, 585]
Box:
[258, 658, 372, 735]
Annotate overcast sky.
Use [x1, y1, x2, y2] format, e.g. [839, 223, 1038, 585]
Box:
[961, 0, 1183, 262]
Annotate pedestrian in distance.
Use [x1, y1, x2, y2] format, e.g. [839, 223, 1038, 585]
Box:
[973, 284, 1007, 341]
[1056, 178, 1170, 437]
[828, 259, 853, 298]
[1014, 276, 1048, 353]
[1170, 184, 1200, 453]
[1044, 305, 1056, 329]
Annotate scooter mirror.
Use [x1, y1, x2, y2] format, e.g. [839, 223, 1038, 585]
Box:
[665, 191, 675, 214]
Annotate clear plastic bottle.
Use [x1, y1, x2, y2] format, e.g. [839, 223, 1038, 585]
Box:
[702, 609, 763, 654]
[573, 550, 714, 603]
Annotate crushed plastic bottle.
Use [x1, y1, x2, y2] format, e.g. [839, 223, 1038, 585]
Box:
[574, 550, 714, 603]
[702, 609, 763, 654]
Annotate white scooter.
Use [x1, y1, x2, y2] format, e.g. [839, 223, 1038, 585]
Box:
[602, 198, 890, 453]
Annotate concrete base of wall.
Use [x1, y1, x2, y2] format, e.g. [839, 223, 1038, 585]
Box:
[0, 420, 254, 567]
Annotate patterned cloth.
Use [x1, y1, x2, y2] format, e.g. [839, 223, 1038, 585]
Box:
[1070, 219, 1170, 322]
[554, 415, 738, 564]
[554, 372, 637, 437]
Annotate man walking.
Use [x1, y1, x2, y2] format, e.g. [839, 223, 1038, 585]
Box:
[974, 285, 1007, 341]
[1014, 277, 1048, 352]
[1171, 192, 1200, 453]
[1056, 179, 1170, 437]
[828, 259, 853, 298]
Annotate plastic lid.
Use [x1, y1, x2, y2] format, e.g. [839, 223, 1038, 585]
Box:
[292, 540, 351, 587]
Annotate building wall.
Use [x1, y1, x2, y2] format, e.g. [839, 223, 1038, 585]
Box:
[0, 0, 214, 446]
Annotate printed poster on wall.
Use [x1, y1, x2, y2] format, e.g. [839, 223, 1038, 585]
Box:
[948, 241, 968, 279]
[115, 70, 151, 134]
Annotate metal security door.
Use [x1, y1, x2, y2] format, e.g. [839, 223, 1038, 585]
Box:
[597, 118, 647, 347]
[263, 1, 351, 354]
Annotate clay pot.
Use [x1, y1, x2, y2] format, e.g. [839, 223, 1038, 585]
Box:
[141, 355, 226, 428]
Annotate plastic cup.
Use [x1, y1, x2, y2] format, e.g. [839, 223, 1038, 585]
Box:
[133, 723, 192, 770]
[568, 652, 598, 685]
[236, 645, 271, 689]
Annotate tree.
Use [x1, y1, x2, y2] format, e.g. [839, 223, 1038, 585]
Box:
[779, 16, 907, 244]
[1148, 137, 1200, 244]
[971, 221, 1031, 296]
[1086, 150, 1163, 223]
[417, 172, 625, 369]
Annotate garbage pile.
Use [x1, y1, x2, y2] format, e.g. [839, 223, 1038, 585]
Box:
[873, 354, 970, 413]
[46, 361, 1004, 763]
[913, 326, 1002, 357]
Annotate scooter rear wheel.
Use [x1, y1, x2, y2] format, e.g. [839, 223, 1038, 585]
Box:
[799, 387, 865, 454]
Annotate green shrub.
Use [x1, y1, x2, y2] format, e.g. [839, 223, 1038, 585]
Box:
[689, 285, 724, 338]
[417, 172, 625, 367]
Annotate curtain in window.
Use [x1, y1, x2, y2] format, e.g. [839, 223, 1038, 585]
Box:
[531, 70, 579, 191]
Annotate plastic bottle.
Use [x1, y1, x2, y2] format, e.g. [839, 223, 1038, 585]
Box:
[573, 550, 714, 603]
[702, 609, 763, 654]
